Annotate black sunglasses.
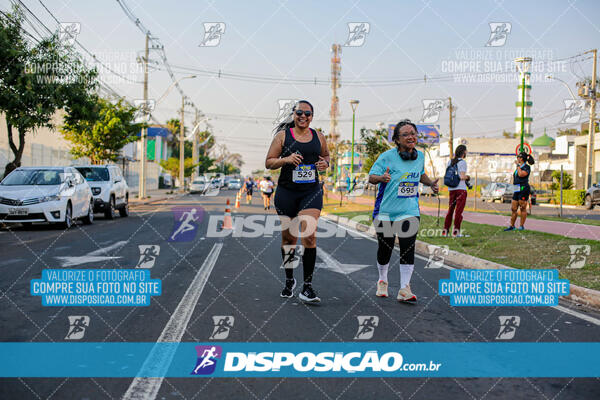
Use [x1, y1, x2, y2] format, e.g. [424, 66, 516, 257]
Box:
[294, 110, 313, 117]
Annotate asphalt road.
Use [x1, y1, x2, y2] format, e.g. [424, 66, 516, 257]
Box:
[1, 190, 599, 399]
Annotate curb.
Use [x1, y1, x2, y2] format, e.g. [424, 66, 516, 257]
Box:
[130, 192, 187, 206]
[539, 203, 579, 209]
[322, 213, 600, 310]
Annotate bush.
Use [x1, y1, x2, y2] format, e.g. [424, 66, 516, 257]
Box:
[550, 170, 573, 190]
[554, 189, 586, 205]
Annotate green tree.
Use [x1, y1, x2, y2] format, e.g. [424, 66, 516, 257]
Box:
[165, 118, 194, 158]
[159, 157, 197, 181]
[221, 163, 240, 175]
[550, 170, 574, 190]
[360, 127, 391, 173]
[60, 98, 142, 164]
[197, 153, 215, 173]
[0, 6, 97, 177]
[198, 129, 215, 154]
[170, 140, 193, 159]
[502, 130, 517, 138]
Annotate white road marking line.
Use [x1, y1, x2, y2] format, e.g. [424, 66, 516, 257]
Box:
[55, 240, 127, 267]
[552, 305, 600, 326]
[122, 243, 223, 400]
[322, 217, 600, 326]
[316, 247, 370, 275]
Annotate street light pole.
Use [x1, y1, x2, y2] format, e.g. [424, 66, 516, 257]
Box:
[179, 96, 185, 193]
[448, 97, 454, 159]
[546, 75, 577, 100]
[139, 34, 149, 199]
[149, 74, 195, 193]
[350, 100, 359, 184]
[192, 108, 199, 180]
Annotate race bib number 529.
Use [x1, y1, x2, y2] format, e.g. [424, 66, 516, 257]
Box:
[293, 164, 316, 183]
[397, 181, 418, 198]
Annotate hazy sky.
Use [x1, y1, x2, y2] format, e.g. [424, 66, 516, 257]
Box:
[6, 0, 600, 173]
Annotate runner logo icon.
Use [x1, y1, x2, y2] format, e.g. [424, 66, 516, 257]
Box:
[136, 245, 160, 268]
[199, 23, 225, 47]
[560, 100, 586, 124]
[485, 22, 511, 47]
[354, 316, 379, 340]
[496, 316, 520, 340]
[421, 99, 444, 123]
[191, 345, 223, 375]
[58, 22, 80, 46]
[65, 316, 89, 340]
[170, 207, 203, 242]
[567, 245, 590, 269]
[210, 316, 234, 340]
[425, 245, 449, 269]
[344, 22, 370, 47]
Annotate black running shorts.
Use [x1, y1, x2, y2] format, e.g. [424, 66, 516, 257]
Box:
[512, 185, 530, 202]
[274, 185, 323, 218]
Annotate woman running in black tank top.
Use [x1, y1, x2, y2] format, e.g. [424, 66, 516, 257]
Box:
[265, 100, 330, 303]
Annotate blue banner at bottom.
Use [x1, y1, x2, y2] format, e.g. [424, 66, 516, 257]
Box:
[0, 342, 598, 378]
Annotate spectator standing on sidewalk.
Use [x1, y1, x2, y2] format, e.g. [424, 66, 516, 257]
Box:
[504, 152, 535, 231]
[443, 145, 470, 237]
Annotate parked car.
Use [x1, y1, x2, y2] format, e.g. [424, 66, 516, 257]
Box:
[228, 178, 242, 190]
[190, 177, 208, 194]
[211, 178, 224, 189]
[501, 184, 514, 203]
[481, 182, 511, 203]
[418, 183, 434, 197]
[584, 183, 600, 209]
[0, 166, 93, 228]
[75, 165, 129, 219]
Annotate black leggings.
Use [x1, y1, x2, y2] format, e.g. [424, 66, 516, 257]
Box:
[375, 218, 419, 265]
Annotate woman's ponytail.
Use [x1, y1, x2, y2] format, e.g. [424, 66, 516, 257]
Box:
[519, 151, 535, 166]
[452, 144, 467, 166]
[527, 154, 535, 165]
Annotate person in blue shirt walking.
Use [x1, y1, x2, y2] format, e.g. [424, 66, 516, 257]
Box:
[368, 120, 439, 302]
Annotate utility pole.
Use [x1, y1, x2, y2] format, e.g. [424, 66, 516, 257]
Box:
[330, 44, 341, 189]
[584, 49, 597, 190]
[179, 96, 185, 193]
[138, 34, 149, 199]
[448, 97, 454, 159]
[192, 108, 199, 180]
[350, 100, 359, 182]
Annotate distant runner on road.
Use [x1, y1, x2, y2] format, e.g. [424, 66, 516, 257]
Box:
[368, 119, 439, 302]
[265, 100, 330, 303]
[259, 176, 275, 210]
[243, 177, 255, 204]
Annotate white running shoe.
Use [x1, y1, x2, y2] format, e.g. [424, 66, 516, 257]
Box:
[376, 280, 388, 297]
[397, 285, 417, 302]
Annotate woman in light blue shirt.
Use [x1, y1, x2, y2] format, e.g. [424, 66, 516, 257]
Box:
[368, 120, 439, 302]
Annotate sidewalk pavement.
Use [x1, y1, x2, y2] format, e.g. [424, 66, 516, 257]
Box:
[129, 188, 185, 206]
[345, 193, 600, 241]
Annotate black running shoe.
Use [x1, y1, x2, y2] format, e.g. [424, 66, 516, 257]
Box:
[299, 284, 321, 303]
[280, 278, 296, 298]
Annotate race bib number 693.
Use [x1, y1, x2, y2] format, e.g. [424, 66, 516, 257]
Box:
[397, 181, 418, 198]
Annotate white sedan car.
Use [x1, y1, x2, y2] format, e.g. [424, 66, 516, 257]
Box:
[190, 177, 208, 194]
[0, 166, 94, 228]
